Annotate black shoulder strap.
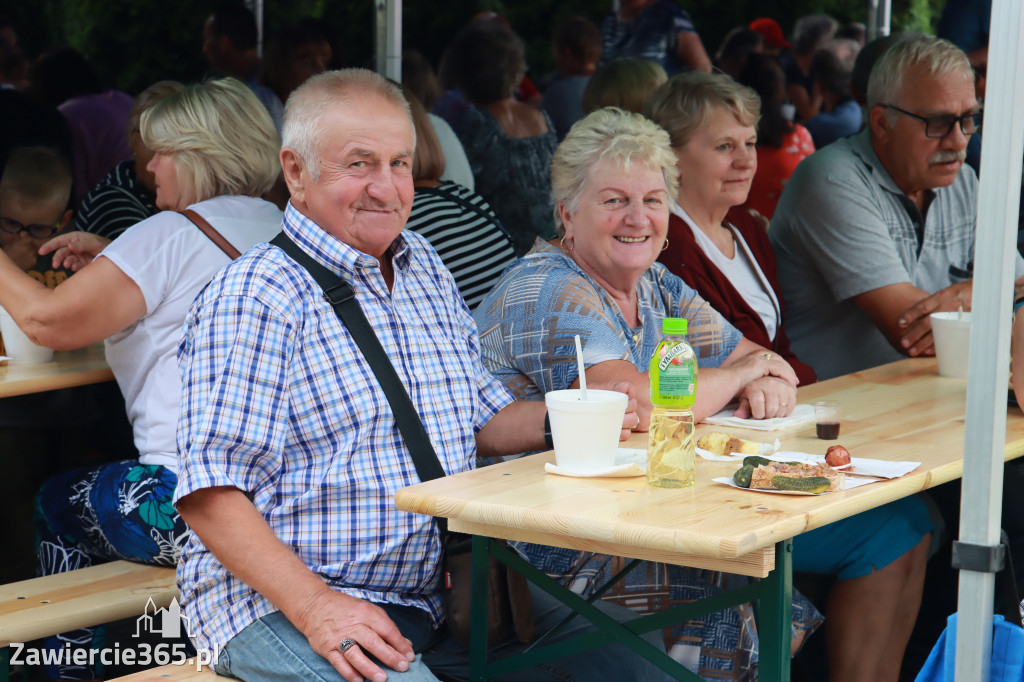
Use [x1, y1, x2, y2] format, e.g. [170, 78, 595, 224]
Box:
[269, 232, 448, 485]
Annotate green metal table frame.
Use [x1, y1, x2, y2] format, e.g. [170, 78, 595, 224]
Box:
[467, 535, 793, 681]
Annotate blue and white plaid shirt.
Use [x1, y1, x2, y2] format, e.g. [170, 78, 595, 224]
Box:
[174, 203, 513, 656]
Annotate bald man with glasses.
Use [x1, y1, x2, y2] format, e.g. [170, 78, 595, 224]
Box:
[768, 34, 1022, 380]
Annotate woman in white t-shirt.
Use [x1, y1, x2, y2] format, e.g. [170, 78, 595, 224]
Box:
[0, 78, 282, 681]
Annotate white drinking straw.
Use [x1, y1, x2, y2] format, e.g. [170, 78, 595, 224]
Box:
[958, 305, 964, 321]
[574, 334, 587, 400]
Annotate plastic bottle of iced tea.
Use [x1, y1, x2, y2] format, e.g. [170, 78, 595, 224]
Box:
[647, 317, 697, 488]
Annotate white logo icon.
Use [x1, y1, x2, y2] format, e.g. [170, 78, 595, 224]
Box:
[134, 597, 193, 639]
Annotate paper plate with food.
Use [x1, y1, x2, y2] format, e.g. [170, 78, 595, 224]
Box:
[792, 445, 921, 479]
[713, 455, 874, 495]
[696, 432, 780, 461]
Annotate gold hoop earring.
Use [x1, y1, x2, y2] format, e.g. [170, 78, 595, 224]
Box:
[661, 238, 670, 252]
[560, 235, 575, 253]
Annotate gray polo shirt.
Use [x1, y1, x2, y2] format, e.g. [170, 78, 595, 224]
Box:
[770, 129, 1024, 380]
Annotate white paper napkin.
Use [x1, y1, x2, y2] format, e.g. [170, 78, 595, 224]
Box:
[545, 448, 646, 478]
[703, 403, 816, 431]
[766, 452, 921, 479]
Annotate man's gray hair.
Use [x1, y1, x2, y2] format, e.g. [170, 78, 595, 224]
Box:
[282, 68, 413, 181]
[866, 34, 972, 112]
[792, 14, 838, 55]
[551, 107, 678, 234]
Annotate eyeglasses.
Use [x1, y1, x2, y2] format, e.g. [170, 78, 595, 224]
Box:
[882, 104, 983, 138]
[0, 217, 60, 239]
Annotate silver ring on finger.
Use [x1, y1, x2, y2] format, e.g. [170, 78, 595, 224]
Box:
[631, 413, 641, 430]
[339, 638, 357, 654]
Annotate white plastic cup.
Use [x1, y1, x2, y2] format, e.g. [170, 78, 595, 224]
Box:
[544, 388, 628, 473]
[0, 306, 54, 364]
[930, 311, 971, 378]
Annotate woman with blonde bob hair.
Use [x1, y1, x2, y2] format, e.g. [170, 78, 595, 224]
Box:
[0, 77, 284, 681]
[475, 107, 810, 678]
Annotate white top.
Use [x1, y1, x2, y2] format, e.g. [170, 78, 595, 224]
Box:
[672, 203, 780, 341]
[99, 195, 282, 471]
[429, 113, 475, 190]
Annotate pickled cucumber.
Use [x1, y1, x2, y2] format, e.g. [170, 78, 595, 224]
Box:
[733, 464, 754, 488]
[742, 455, 771, 468]
[770, 475, 831, 494]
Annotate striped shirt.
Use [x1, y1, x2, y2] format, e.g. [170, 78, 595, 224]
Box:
[474, 239, 742, 402]
[406, 182, 516, 310]
[174, 202, 513, 656]
[76, 160, 157, 240]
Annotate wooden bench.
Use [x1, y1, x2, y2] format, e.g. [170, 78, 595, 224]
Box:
[108, 663, 226, 680]
[0, 560, 177, 647]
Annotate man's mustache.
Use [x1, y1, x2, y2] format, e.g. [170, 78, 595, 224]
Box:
[930, 149, 967, 165]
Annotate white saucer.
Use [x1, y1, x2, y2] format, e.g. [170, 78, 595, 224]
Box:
[545, 448, 646, 478]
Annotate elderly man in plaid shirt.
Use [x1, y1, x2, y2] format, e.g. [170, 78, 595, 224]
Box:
[172, 68, 667, 682]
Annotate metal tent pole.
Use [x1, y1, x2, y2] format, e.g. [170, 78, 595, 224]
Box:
[955, 0, 1024, 679]
[374, 0, 402, 81]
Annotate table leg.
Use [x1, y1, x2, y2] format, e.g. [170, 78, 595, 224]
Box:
[469, 534, 491, 682]
[758, 539, 793, 682]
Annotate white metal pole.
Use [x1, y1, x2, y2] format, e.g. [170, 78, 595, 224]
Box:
[955, 0, 1024, 679]
[374, 0, 402, 81]
[877, 0, 891, 38]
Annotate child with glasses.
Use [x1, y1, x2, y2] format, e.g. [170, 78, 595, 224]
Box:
[0, 146, 73, 287]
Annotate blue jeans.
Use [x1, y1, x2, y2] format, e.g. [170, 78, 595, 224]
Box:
[215, 584, 678, 681]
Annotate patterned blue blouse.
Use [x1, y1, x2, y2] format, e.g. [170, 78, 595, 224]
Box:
[475, 239, 742, 400]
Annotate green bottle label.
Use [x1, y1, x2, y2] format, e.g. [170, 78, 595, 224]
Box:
[650, 340, 697, 407]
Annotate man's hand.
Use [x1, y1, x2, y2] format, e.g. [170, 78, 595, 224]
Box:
[296, 589, 415, 682]
[177, 486, 415, 682]
[896, 281, 973, 356]
[733, 376, 798, 420]
[1012, 312, 1024, 414]
[39, 231, 111, 272]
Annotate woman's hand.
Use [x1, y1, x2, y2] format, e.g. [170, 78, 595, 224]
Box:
[39, 231, 111, 272]
[728, 348, 799, 387]
[614, 382, 642, 440]
[581, 378, 645, 438]
[733, 376, 797, 420]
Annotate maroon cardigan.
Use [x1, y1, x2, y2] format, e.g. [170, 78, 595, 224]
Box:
[658, 207, 817, 386]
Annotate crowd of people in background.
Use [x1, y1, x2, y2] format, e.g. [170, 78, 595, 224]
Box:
[0, 0, 1007, 680]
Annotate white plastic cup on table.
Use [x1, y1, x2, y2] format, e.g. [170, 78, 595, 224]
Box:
[544, 388, 628, 473]
[930, 311, 971, 379]
[0, 306, 54, 364]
